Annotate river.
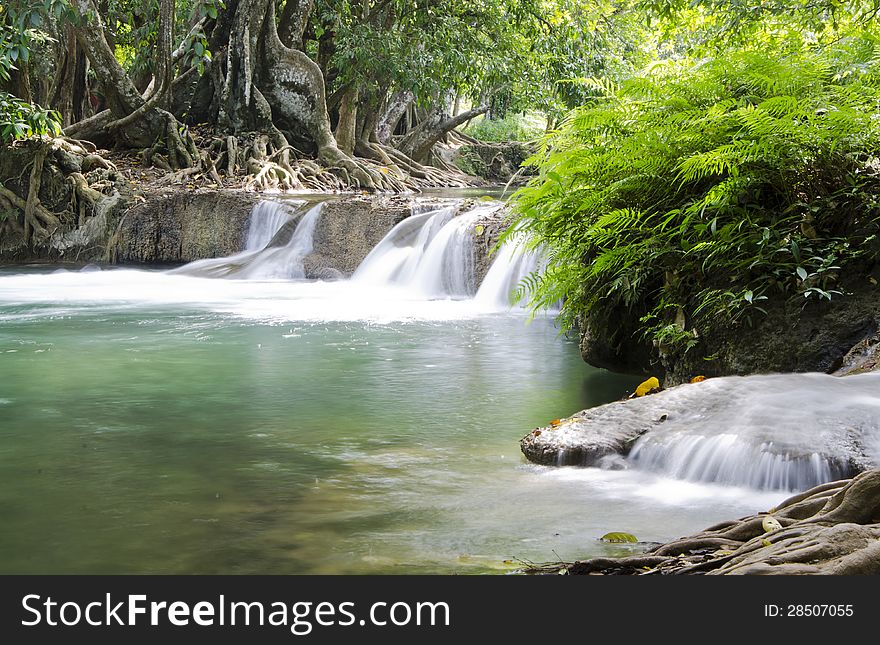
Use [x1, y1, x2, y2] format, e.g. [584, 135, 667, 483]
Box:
[0, 199, 788, 574]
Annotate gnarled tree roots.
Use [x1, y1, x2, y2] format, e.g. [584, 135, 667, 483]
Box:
[538, 470, 880, 575]
[0, 138, 118, 243]
[197, 131, 478, 193]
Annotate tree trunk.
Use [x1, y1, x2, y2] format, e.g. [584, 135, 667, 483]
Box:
[7, 62, 33, 104]
[70, 0, 196, 168]
[153, 0, 175, 107]
[50, 28, 92, 127]
[214, 0, 389, 189]
[377, 89, 413, 144]
[278, 0, 314, 50]
[395, 103, 489, 164]
[334, 86, 358, 155]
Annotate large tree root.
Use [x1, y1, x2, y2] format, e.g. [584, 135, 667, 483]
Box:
[0, 138, 119, 246]
[538, 470, 880, 575]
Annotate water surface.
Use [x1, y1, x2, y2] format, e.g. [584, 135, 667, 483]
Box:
[0, 266, 784, 574]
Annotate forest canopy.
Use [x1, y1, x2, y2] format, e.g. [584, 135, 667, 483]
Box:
[0, 0, 657, 191]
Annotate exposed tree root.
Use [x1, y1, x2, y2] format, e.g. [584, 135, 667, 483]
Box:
[0, 183, 61, 242]
[0, 137, 121, 245]
[24, 146, 49, 242]
[529, 470, 880, 575]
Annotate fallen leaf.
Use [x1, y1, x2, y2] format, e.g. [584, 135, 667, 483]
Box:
[690, 375, 706, 383]
[600, 532, 638, 543]
[762, 516, 782, 533]
[633, 377, 661, 397]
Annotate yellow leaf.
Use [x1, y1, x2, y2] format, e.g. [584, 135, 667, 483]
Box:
[762, 539, 773, 547]
[474, 224, 485, 236]
[690, 375, 706, 383]
[600, 532, 638, 543]
[634, 377, 661, 397]
[762, 516, 782, 533]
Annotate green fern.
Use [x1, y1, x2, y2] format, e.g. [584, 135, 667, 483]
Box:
[507, 41, 880, 356]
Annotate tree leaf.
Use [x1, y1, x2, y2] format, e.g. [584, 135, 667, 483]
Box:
[633, 376, 660, 397]
[600, 532, 638, 543]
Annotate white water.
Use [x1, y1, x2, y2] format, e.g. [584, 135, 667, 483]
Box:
[5, 198, 874, 496]
[353, 202, 503, 298]
[170, 201, 321, 280]
[167, 198, 542, 310]
[622, 372, 880, 490]
[474, 235, 546, 309]
[244, 200, 298, 251]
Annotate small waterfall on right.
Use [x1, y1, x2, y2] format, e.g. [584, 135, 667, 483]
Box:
[620, 372, 880, 491]
[474, 235, 546, 309]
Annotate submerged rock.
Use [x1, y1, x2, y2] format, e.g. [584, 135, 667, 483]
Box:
[521, 372, 879, 490]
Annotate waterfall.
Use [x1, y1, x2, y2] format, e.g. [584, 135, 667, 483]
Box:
[353, 202, 502, 298]
[170, 197, 548, 309]
[627, 434, 849, 491]
[474, 236, 546, 309]
[244, 200, 297, 250]
[171, 201, 322, 280]
[619, 372, 880, 491]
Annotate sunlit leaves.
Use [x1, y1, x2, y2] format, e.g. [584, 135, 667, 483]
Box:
[510, 42, 880, 351]
[0, 0, 72, 81]
[0, 92, 62, 141]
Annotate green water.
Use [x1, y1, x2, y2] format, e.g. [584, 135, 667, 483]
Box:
[0, 267, 786, 574]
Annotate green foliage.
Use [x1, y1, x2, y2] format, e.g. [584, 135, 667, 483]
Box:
[0, 0, 72, 82]
[0, 1, 70, 141]
[108, 0, 219, 76]
[511, 42, 880, 352]
[0, 91, 61, 141]
[464, 113, 545, 143]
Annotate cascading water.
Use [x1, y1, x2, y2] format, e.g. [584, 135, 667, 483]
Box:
[170, 198, 544, 309]
[171, 201, 323, 280]
[7, 192, 880, 576]
[621, 372, 880, 491]
[353, 202, 503, 298]
[474, 235, 546, 309]
[244, 200, 298, 251]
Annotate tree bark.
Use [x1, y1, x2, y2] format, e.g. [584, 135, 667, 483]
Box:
[377, 89, 413, 144]
[396, 103, 489, 164]
[153, 0, 175, 107]
[334, 86, 358, 155]
[278, 0, 314, 50]
[70, 0, 196, 168]
[49, 28, 92, 127]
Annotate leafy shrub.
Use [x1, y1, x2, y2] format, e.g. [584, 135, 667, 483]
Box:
[463, 113, 545, 143]
[511, 43, 880, 354]
[0, 92, 61, 141]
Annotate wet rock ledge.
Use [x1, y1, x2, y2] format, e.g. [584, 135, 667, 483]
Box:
[520, 372, 877, 480]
